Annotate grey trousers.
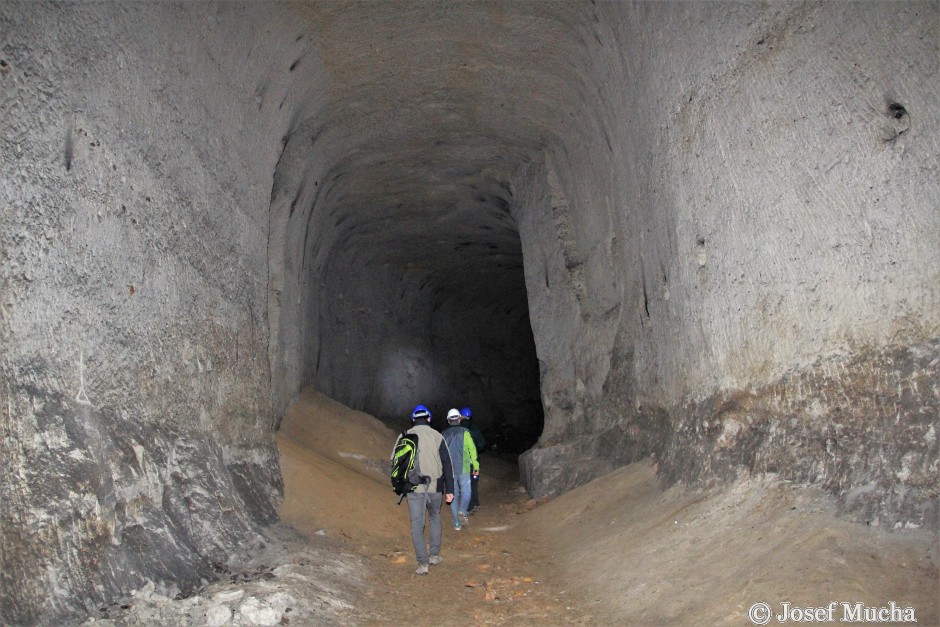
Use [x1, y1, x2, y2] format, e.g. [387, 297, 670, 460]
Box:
[406, 491, 443, 565]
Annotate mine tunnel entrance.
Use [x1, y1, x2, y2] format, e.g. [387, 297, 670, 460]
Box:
[304, 197, 545, 457]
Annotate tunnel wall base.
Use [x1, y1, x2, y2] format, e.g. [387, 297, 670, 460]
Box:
[521, 338, 939, 530]
[1, 386, 282, 625]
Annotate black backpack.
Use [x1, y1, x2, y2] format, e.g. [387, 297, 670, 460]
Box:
[390, 431, 425, 503]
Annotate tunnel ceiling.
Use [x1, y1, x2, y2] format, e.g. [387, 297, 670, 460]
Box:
[274, 2, 599, 296]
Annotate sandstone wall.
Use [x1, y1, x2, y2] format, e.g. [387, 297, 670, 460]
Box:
[517, 1, 939, 529]
[0, 4, 299, 623]
[2, 2, 938, 623]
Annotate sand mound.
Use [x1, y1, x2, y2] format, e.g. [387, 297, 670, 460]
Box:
[520, 460, 939, 625]
[277, 390, 409, 543]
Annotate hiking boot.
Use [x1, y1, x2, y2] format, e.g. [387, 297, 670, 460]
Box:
[453, 522, 462, 531]
[428, 555, 443, 566]
[415, 564, 429, 576]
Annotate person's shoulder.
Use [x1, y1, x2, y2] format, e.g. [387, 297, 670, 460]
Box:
[417, 423, 443, 439]
[406, 425, 428, 439]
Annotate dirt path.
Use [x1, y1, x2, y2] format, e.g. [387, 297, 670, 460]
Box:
[276, 390, 587, 624]
[355, 453, 591, 625]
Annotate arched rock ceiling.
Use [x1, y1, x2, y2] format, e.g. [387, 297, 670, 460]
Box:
[274, 1, 601, 297]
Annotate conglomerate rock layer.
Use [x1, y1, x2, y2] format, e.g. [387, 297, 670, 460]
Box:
[1, 1, 937, 624]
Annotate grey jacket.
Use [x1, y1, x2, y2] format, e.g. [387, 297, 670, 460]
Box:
[404, 423, 455, 494]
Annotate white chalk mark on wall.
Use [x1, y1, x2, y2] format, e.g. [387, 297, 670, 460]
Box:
[75, 351, 91, 405]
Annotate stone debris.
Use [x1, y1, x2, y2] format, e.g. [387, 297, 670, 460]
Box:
[239, 597, 280, 626]
[212, 590, 245, 604]
[80, 525, 364, 626]
[205, 604, 233, 627]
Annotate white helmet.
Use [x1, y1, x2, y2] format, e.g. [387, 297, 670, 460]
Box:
[446, 408, 462, 423]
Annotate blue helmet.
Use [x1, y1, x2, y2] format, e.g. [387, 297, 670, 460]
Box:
[411, 404, 431, 422]
[460, 406, 472, 419]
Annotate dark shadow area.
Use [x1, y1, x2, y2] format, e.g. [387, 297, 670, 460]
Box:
[305, 200, 545, 457]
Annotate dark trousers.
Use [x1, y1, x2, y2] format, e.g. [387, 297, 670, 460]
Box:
[469, 474, 480, 510]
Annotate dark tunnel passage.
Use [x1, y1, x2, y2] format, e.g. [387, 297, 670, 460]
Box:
[308, 193, 545, 454]
[261, 3, 601, 456]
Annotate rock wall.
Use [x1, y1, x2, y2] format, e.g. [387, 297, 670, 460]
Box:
[2, 1, 938, 624]
[517, 1, 939, 529]
[0, 4, 299, 623]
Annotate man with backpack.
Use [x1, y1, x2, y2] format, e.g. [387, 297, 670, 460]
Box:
[460, 406, 486, 514]
[391, 404, 455, 576]
[442, 408, 479, 531]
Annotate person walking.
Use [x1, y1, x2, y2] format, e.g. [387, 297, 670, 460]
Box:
[398, 404, 455, 576]
[442, 408, 478, 531]
[460, 406, 486, 514]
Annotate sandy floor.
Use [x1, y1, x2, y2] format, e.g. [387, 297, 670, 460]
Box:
[521, 464, 939, 625]
[85, 391, 939, 626]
